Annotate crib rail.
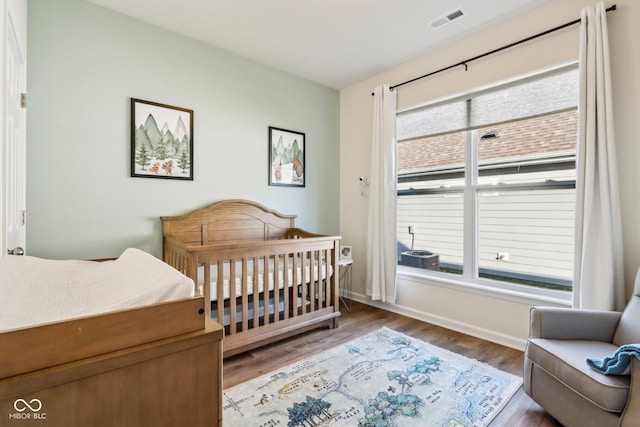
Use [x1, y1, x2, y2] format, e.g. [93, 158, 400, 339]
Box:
[163, 233, 340, 356]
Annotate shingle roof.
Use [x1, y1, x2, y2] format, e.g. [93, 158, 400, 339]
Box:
[397, 109, 578, 173]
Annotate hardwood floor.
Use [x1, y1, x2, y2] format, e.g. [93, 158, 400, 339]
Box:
[223, 301, 562, 426]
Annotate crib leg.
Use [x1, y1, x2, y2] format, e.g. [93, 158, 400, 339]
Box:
[329, 317, 339, 329]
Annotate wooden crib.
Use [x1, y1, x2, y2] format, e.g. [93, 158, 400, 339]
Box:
[161, 199, 341, 357]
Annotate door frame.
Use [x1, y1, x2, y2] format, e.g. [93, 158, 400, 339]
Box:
[1, 0, 27, 255]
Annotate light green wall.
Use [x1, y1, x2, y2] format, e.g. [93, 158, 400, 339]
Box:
[26, 0, 339, 259]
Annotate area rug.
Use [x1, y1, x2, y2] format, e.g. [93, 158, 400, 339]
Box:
[223, 327, 522, 426]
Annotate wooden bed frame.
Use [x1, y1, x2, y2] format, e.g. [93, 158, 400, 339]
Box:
[161, 199, 341, 357]
[0, 296, 223, 426]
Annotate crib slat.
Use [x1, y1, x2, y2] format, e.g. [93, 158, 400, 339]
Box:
[317, 250, 324, 308]
[273, 255, 280, 323]
[283, 254, 290, 320]
[263, 255, 269, 326]
[203, 261, 211, 317]
[324, 249, 329, 307]
[323, 249, 330, 307]
[309, 250, 316, 313]
[216, 260, 224, 327]
[188, 252, 199, 299]
[241, 259, 249, 332]
[313, 251, 324, 310]
[229, 260, 237, 334]
[299, 252, 306, 315]
[252, 257, 260, 328]
[324, 249, 329, 308]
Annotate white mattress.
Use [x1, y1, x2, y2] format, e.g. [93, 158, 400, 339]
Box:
[199, 258, 332, 301]
[0, 248, 195, 332]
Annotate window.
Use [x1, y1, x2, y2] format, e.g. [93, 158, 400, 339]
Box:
[396, 64, 578, 293]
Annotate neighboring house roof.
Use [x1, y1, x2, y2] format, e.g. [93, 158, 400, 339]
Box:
[397, 109, 578, 174]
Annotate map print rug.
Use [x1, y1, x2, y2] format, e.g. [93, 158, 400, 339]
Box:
[223, 327, 522, 426]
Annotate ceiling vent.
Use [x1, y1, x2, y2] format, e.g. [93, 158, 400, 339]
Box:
[430, 8, 466, 29]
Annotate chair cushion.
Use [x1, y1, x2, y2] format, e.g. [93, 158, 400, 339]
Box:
[613, 298, 640, 345]
[526, 338, 630, 412]
[613, 268, 640, 345]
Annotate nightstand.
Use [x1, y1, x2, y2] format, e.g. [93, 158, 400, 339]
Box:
[339, 259, 353, 312]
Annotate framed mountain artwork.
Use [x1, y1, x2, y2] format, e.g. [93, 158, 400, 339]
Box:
[268, 126, 305, 187]
[131, 98, 194, 180]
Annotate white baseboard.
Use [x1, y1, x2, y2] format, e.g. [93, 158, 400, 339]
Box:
[347, 291, 527, 351]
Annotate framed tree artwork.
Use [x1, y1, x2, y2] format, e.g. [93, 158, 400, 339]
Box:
[268, 126, 305, 187]
[131, 98, 194, 180]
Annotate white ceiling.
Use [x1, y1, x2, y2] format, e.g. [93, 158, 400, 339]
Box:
[85, 0, 551, 89]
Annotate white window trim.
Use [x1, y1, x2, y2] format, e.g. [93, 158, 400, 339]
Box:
[397, 126, 572, 307]
[397, 265, 572, 307]
[397, 62, 578, 305]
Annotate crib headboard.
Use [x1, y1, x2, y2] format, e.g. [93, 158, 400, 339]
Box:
[161, 199, 296, 245]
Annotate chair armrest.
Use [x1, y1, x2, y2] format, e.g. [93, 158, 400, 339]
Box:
[621, 358, 640, 427]
[529, 306, 621, 341]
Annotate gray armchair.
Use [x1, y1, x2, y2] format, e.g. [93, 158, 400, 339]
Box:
[524, 272, 640, 427]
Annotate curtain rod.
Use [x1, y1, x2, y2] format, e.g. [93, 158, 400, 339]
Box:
[372, 4, 616, 95]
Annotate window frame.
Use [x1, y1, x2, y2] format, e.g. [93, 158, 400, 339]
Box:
[396, 62, 578, 307]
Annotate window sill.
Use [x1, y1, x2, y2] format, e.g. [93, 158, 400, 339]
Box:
[397, 266, 572, 307]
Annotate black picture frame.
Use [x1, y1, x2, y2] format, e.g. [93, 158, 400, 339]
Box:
[268, 126, 305, 187]
[131, 98, 193, 180]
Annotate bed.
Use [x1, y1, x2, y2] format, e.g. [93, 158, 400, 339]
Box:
[161, 199, 341, 357]
[0, 248, 223, 427]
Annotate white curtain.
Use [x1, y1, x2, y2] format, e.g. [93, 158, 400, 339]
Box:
[366, 85, 397, 303]
[573, 2, 624, 310]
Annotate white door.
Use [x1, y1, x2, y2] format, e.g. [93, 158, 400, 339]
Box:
[2, 2, 27, 256]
